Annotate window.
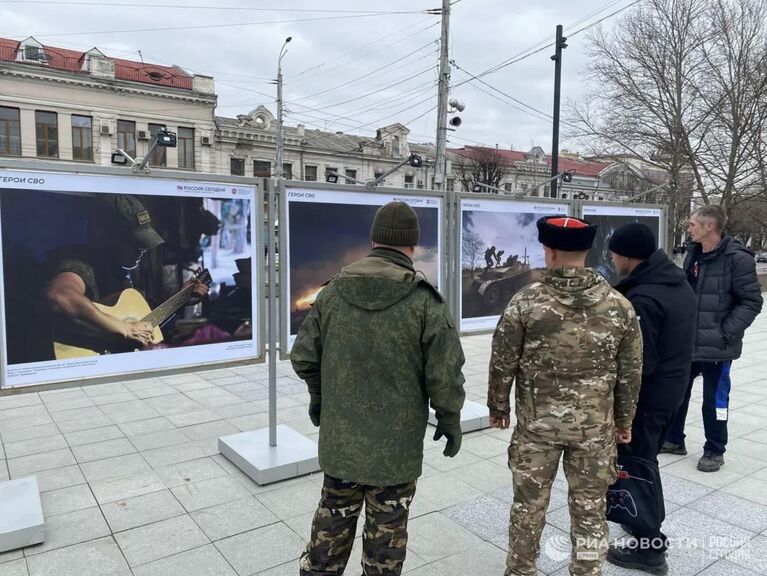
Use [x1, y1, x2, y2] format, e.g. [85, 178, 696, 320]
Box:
[305, 165, 317, 182]
[35, 111, 58, 158]
[417, 179, 424, 190]
[253, 160, 271, 177]
[230, 158, 245, 176]
[116, 120, 136, 159]
[0, 107, 21, 156]
[375, 170, 385, 186]
[71, 115, 93, 161]
[404, 175, 414, 189]
[392, 136, 400, 157]
[149, 123, 167, 167]
[178, 127, 195, 169]
[345, 169, 357, 182]
[282, 163, 293, 180]
[504, 182, 512, 192]
[447, 178, 455, 192]
[326, 166, 338, 180]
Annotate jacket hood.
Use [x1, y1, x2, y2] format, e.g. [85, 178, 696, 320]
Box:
[615, 250, 686, 292]
[334, 248, 422, 311]
[541, 267, 610, 309]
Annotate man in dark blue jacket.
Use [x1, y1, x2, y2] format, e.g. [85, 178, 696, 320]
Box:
[605, 223, 697, 575]
[663, 206, 763, 472]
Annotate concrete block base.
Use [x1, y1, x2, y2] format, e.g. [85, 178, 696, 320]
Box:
[0, 476, 45, 553]
[218, 424, 320, 486]
[429, 400, 491, 433]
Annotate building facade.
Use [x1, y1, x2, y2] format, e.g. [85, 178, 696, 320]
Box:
[0, 36, 217, 172]
[0, 36, 675, 206]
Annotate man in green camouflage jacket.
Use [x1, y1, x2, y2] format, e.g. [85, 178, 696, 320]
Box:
[291, 201, 466, 576]
[489, 216, 643, 576]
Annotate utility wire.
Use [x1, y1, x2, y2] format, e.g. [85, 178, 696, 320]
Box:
[298, 65, 436, 113]
[458, 0, 644, 83]
[289, 40, 438, 103]
[0, 1, 426, 13]
[452, 64, 552, 122]
[293, 19, 438, 79]
[13, 11, 426, 38]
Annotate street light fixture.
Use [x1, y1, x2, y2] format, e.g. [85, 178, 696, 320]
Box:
[111, 128, 177, 173]
[275, 36, 292, 180]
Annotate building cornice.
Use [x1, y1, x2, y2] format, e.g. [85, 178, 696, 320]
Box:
[0, 63, 216, 105]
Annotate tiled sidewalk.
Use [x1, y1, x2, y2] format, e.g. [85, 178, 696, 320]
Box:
[2, 315, 767, 576]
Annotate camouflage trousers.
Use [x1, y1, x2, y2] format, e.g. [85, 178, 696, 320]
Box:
[505, 428, 617, 576]
[299, 474, 417, 576]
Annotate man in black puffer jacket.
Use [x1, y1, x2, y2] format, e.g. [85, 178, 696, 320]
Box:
[663, 206, 763, 473]
[606, 223, 696, 575]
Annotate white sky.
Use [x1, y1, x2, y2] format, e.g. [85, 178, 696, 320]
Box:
[0, 0, 630, 151]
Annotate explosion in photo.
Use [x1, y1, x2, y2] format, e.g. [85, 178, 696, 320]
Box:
[285, 188, 442, 347]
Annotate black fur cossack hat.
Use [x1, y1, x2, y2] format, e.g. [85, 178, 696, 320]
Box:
[536, 216, 597, 251]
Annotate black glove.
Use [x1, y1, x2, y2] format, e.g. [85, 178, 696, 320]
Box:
[433, 420, 461, 458]
[308, 395, 321, 427]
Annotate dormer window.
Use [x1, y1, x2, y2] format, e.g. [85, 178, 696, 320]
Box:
[81, 48, 115, 79]
[17, 37, 48, 65]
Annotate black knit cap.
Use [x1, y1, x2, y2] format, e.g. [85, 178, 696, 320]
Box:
[537, 215, 596, 251]
[608, 222, 657, 259]
[370, 201, 420, 247]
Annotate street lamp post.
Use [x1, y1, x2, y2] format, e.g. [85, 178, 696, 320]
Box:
[275, 36, 291, 181]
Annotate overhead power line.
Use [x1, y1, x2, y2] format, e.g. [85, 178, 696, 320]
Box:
[297, 66, 437, 113]
[11, 11, 426, 38]
[460, 0, 645, 83]
[293, 19, 438, 79]
[0, 1, 426, 13]
[289, 39, 438, 103]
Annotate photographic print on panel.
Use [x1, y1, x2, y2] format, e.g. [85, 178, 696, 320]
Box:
[0, 170, 259, 388]
[460, 198, 569, 332]
[285, 187, 442, 349]
[583, 205, 663, 285]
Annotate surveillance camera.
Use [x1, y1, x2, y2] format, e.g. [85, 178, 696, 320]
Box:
[449, 99, 466, 112]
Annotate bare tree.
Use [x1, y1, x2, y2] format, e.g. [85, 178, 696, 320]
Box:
[693, 0, 767, 211]
[462, 228, 484, 271]
[453, 147, 511, 192]
[569, 0, 767, 220]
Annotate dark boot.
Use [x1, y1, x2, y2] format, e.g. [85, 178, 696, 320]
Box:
[607, 544, 668, 575]
[659, 441, 687, 455]
[697, 450, 724, 472]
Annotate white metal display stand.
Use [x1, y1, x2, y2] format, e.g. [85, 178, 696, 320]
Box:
[218, 179, 319, 485]
[0, 476, 44, 553]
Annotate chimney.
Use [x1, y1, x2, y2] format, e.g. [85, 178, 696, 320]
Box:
[192, 74, 215, 94]
[297, 124, 305, 138]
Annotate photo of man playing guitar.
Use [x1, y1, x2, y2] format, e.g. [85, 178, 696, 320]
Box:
[44, 195, 210, 356]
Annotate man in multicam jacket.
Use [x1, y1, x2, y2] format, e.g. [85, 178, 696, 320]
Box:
[489, 215, 643, 576]
[291, 201, 466, 576]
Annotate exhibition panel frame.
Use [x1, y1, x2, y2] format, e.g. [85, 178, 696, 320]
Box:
[279, 181, 447, 356]
[577, 201, 669, 286]
[0, 160, 265, 391]
[455, 193, 573, 334]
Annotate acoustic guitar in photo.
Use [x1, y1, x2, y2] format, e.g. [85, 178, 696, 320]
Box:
[53, 268, 212, 360]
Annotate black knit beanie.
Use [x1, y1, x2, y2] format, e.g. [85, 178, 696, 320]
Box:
[370, 202, 420, 246]
[608, 222, 657, 259]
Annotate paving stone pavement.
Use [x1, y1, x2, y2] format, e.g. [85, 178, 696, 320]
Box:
[2, 315, 767, 575]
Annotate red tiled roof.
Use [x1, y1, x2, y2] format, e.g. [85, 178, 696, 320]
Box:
[0, 37, 192, 90]
[450, 146, 609, 178]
